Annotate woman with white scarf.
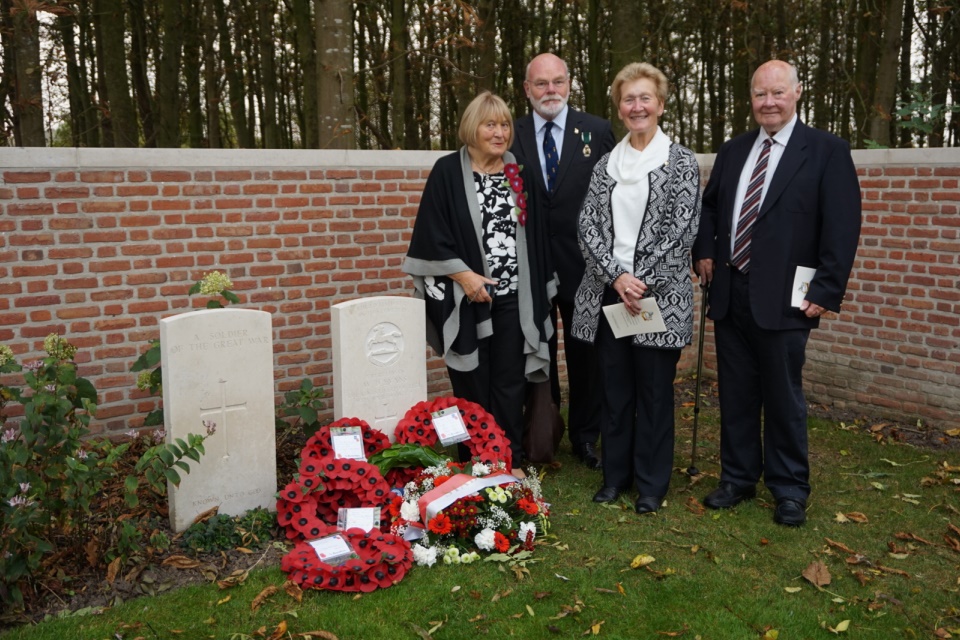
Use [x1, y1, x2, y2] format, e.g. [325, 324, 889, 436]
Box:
[571, 63, 701, 514]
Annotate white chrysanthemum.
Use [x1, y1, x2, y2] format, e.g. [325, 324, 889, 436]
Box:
[471, 462, 490, 477]
[460, 551, 480, 564]
[412, 544, 438, 567]
[519, 521, 537, 542]
[400, 500, 420, 522]
[475, 528, 496, 551]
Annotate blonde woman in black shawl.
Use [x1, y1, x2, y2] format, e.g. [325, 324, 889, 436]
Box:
[403, 91, 557, 466]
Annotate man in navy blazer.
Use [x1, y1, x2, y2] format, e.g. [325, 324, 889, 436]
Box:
[511, 53, 616, 468]
[692, 60, 861, 526]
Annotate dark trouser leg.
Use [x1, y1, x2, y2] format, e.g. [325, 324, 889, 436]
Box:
[557, 298, 602, 450]
[596, 288, 635, 490]
[715, 270, 811, 500]
[446, 295, 525, 463]
[632, 346, 680, 497]
[547, 303, 562, 408]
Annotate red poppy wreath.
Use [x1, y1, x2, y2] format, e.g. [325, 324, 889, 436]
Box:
[393, 396, 513, 470]
[300, 416, 391, 465]
[281, 528, 413, 592]
[277, 457, 400, 541]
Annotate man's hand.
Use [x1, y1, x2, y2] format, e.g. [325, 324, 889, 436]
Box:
[694, 258, 714, 286]
[799, 299, 826, 318]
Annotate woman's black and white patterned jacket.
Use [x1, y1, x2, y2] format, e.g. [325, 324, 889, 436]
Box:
[571, 142, 701, 349]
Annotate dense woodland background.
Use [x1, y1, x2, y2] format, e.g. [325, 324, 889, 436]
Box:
[1, 0, 958, 152]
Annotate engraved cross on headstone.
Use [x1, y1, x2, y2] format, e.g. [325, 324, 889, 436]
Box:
[374, 398, 398, 430]
[199, 378, 247, 457]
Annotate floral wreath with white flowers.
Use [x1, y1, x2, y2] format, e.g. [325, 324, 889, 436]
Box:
[388, 458, 550, 567]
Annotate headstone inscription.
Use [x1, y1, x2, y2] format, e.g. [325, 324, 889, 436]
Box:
[160, 308, 277, 532]
[331, 296, 427, 440]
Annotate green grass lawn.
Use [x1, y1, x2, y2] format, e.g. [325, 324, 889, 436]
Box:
[4, 394, 959, 640]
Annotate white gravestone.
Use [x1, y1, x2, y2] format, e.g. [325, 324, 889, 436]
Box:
[332, 296, 427, 440]
[160, 308, 277, 532]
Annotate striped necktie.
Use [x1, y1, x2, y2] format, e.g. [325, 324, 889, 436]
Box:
[543, 121, 559, 192]
[730, 138, 773, 273]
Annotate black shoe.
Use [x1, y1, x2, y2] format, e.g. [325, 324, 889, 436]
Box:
[774, 498, 806, 526]
[574, 443, 601, 470]
[592, 486, 622, 503]
[634, 496, 662, 514]
[703, 482, 757, 509]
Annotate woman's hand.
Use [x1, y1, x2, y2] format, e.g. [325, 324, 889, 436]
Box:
[613, 273, 647, 316]
[451, 271, 498, 304]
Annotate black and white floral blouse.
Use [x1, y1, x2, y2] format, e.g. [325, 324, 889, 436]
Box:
[474, 171, 519, 296]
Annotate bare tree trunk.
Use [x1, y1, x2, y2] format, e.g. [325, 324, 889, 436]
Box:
[292, 0, 318, 147]
[95, 0, 139, 146]
[474, 0, 496, 92]
[203, 0, 222, 147]
[11, 0, 46, 145]
[155, 0, 184, 147]
[183, 0, 205, 147]
[897, 0, 914, 147]
[853, 0, 882, 146]
[316, 0, 355, 148]
[215, 0, 253, 147]
[257, 0, 279, 148]
[867, 0, 905, 146]
[128, 0, 156, 146]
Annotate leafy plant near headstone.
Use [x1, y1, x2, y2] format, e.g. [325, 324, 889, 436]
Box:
[181, 507, 275, 553]
[275, 378, 328, 443]
[0, 336, 213, 611]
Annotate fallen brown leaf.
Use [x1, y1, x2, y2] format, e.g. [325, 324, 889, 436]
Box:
[685, 495, 705, 515]
[106, 557, 122, 585]
[877, 565, 910, 577]
[825, 538, 856, 554]
[802, 561, 831, 587]
[852, 571, 871, 586]
[251, 585, 278, 612]
[894, 532, 934, 545]
[162, 555, 203, 570]
[534, 591, 551, 600]
[845, 512, 869, 524]
[265, 620, 288, 640]
[192, 505, 219, 525]
[296, 631, 339, 640]
[283, 580, 303, 603]
[217, 569, 249, 589]
[85, 538, 99, 568]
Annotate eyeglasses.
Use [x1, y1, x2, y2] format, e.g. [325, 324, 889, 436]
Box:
[530, 78, 568, 91]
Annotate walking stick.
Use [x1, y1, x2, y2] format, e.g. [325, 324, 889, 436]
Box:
[687, 282, 710, 477]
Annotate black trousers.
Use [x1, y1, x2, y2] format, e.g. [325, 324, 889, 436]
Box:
[447, 294, 526, 462]
[596, 288, 680, 497]
[714, 269, 811, 502]
[547, 298, 602, 450]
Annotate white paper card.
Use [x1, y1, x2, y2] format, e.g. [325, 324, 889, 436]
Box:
[331, 426, 366, 460]
[431, 407, 470, 446]
[307, 533, 355, 566]
[337, 507, 380, 533]
[791, 267, 816, 308]
[602, 299, 667, 338]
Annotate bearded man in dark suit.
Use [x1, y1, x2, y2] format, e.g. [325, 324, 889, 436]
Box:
[692, 60, 862, 526]
[511, 53, 616, 469]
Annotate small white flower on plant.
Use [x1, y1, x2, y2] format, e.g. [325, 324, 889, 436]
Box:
[44, 384, 57, 393]
[203, 420, 217, 436]
[18, 483, 30, 494]
[76, 449, 88, 460]
[471, 462, 490, 477]
[125, 429, 138, 439]
[1, 428, 16, 444]
[412, 544, 438, 567]
[400, 500, 420, 522]
[519, 521, 537, 542]
[474, 528, 496, 551]
[460, 551, 480, 564]
[152, 429, 166, 444]
[8, 495, 30, 508]
[198, 271, 233, 297]
[24, 360, 43, 373]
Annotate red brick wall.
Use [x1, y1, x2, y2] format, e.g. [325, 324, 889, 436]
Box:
[1, 147, 958, 435]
